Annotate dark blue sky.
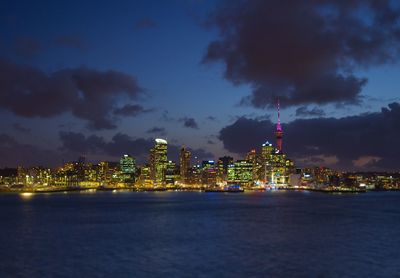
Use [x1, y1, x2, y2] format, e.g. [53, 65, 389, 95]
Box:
[1, 0, 400, 170]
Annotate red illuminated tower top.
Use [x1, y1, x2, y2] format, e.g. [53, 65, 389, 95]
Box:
[275, 99, 283, 152]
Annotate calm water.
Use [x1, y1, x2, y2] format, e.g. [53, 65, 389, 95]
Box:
[0, 191, 399, 278]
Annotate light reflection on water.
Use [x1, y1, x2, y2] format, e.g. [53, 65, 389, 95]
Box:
[19, 192, 34, 200]
[0, 191, 400, 277]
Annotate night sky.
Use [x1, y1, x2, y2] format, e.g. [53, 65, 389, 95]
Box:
[1, 0, 400, 171]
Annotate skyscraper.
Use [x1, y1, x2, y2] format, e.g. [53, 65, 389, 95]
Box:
[246, 149, 260, 182]
[275, 99, 283, 152]
[201, 160, 217, 185]
[120, 154, 136, 182]
[179, 146, 191, 183]
[232, 160, 253, 187]
[150, 138, 168, 185]
[261, 142, 274, 183]
[217, 156, 233, 177]
[165, 160, 177, 186]
[137, 165, 152, 187]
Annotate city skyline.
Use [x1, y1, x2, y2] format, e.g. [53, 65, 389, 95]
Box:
[1, 0, 400, 171]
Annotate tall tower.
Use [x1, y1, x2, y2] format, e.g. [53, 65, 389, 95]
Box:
[275, 99, 283, 152]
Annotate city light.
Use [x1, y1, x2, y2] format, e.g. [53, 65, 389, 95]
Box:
[0, 105, 399, 194]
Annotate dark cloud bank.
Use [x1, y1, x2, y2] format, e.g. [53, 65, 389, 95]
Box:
[204, 0, 400, 108]
[0, 58, 150, 130]
[296, 106, 325, 117]
[219, 102, 400, 171]
[58, 132, 212, 164]
[0, 134, 61, 167]
[0, 131, 213, 167]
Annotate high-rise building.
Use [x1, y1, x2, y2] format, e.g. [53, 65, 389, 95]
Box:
[138, 165, 152, 187]
[261, 142, 274, 182]
[270, 152, 288, 185]
[17, 166, 25, 185]
[245, 149, 260, 181]
[233, 160, 253, 186]
[245, 149, 256, 163]
[179, 146, 191, 183]
[217, 156, 233, 182]
[227, 164, 235, 183]
[201, 160, 217, 185]
[98, 161, 109, 183]
[120, 154, 136, 174]
[150, 138, 168, 185]
[187, 165, 201, 185]
[120, 154, 136, 182]
[275, 99, 283, 153]
[165, 160, 178, 186]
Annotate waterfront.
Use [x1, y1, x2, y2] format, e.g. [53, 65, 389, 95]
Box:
[0, 191, 399, 277]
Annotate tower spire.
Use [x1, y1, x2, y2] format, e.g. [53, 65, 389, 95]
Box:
[275, 98, 283, 152]
[276, 98, 282, 132]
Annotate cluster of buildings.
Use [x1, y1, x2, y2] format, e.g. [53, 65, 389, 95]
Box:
[136, 102, 294, 188]
[1, 103, 399, 192]
[0, 138, 294, 190]
[298, 167, 400, 190]
[135, 137, 293, 189]
[0, 104, 297, 191]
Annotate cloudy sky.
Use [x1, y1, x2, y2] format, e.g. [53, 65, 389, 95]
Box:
[1, 0, 400, 171]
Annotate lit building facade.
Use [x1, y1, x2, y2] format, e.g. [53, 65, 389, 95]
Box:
[233, 160, 253, 187]
[138, 165, 152, 187]
[120, 154, 136, 182]
[201, 160, 217, 185]
[179, 146, 191, 183]
[165, 161, 177, 186]
[261, 142, 274, 183]
[150, 138, 168, 186]
[217, 156, 233, 183]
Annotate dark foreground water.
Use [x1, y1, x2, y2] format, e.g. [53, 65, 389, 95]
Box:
[0, 191, 400, 278]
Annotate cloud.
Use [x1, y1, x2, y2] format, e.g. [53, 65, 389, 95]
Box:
[204, 0, 400, 108]
[14, 37, 41, 58]
[206, 116, 217, 121]
[160, 110, 174, 121]
[134, 18, 157, 30]
[218, 102, 400, 171]
[58, 131, 106, 154]
[352, 156, 382, 168]
[146, 127, 166, 136]
[297, 155, 339, 167]
[12, 123, 31, 133]
[188, 148, 214, 162]
[219, 117, 274, 154]
[295, 106, 325, 117]
[113, 104, 153, 117]
[0, 58, 143, 130]
[180, 117, 199, 129]
[59, 131, 213, 163]
[54, 36, 87, 50]
[0, 133, 60, 167]
[59, 131, 153, 162]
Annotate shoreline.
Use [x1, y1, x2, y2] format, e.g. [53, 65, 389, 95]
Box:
[1, 186, 399, 194]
